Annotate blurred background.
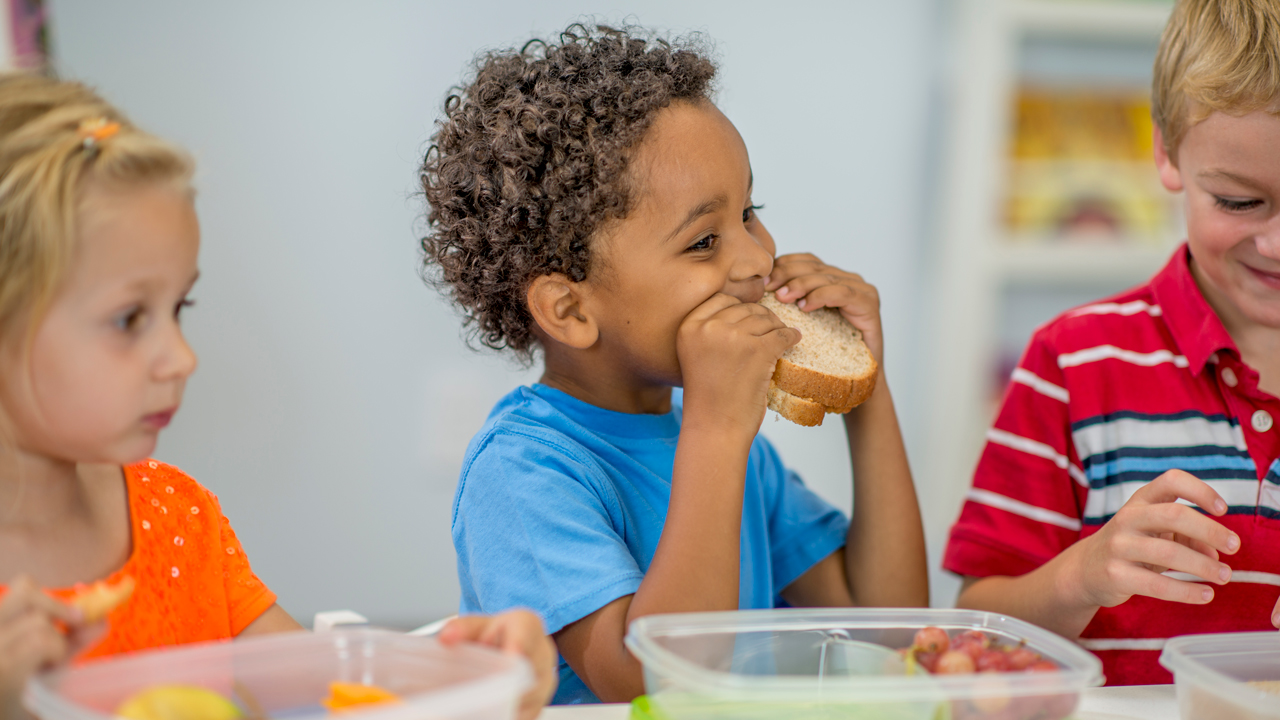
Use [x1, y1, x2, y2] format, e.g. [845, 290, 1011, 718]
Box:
[15, 0, 1177, 627]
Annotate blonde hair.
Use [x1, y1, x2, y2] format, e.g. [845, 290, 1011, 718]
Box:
[0, 74, 194, 346]
[1153, 0, 1280, 160]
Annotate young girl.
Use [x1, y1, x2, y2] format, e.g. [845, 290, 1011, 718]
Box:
[0, 75, 555, 720]
[422, 24, 929, 704]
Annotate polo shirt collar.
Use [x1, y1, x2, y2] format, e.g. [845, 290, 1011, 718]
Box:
[1151, 242, 1239, 376]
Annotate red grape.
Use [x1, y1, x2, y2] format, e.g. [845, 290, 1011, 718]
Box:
[1007, 647, 1040, 670]
[976, 648, 1012, 672]
[913, 626, 950, 654]
[936, 650, 977, 674]
[914, 650, 941, 673]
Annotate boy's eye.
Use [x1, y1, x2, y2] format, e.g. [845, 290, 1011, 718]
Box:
[687, 234, 717, 252]
[1214, 196, 1263, 213]
[743, 203, 764, 224]
[175, 297, 195, 319]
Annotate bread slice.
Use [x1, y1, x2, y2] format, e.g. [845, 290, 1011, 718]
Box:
[766, 386, 827, 427]
[760, 291, 878, 425]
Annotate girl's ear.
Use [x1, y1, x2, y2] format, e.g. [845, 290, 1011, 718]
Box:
[1153, 125, 1184, 193]
[526, 274, 599, 350]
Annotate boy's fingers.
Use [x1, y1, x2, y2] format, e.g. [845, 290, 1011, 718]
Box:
[772, 273, 848, 303]
[1135, 469, 1228, 515]
[1272, 595, 1280, 628]
[1129, 502, 1239, 555]
[686, 293, 743, 323]
[762, 326, 802, 355]
[795, 284, 879, 316]
[1121, 535, 1230, 585]
[1113, 564, 1214, 605]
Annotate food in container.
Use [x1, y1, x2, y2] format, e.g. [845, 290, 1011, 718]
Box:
[624, 608, 1103, 720]
[25, 629, 531, 720]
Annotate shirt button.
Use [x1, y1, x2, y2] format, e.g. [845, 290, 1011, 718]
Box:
[1252, 409, 1274, 433]
[1223, 367, 1239, 387]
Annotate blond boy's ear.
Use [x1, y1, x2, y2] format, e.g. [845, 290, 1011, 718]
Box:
[1153, 125, 1184, 193]
[526, 274, 599, 350]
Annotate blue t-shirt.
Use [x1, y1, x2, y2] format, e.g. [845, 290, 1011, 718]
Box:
[452, 384, 849, 704]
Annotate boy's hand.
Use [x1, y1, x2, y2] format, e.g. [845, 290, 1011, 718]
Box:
[0, 576, 96, 720]
[1066, 470, 1239, 609]
[677, 293, 802, 437]
[439, 610, 557, 720]
[766, 253, 884, 363]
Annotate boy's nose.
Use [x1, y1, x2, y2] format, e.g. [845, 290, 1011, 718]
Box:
[730, 233, 775, 296]
[1256, 221, 1280, 261]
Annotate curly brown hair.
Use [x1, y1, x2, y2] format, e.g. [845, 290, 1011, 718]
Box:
[419, 23, 717, 359]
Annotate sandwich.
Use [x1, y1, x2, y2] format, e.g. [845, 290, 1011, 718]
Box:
[759, 291, 878, 426]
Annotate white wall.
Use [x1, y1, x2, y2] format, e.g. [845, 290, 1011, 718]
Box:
[51, 1, 944, 626]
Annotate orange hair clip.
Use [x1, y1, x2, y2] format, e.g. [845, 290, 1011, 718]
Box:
[78, 117, 120, 150]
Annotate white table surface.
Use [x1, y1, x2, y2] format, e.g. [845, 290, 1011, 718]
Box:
[540, 684, 1179, 720]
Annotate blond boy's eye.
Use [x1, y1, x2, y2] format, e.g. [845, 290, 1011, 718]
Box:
[743, 203, 763, 223]
[1214, 195, 1263, 212]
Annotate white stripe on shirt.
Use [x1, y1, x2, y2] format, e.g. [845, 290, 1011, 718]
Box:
[988, 429, 1088, 487]
[1058, 345, 1189, 370]
[1073, 414, 1249, 459]
[1011, 367, 1069, 403]
[1085, 479, 1261, 521]
[1164, 570, 1280, 587]
[966, 488, 1083, 531]
[1070, 300, 1163, 318]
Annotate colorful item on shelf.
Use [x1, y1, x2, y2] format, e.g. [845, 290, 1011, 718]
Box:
[1003, 88, 1176, 241]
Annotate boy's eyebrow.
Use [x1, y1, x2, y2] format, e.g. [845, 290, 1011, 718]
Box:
[664, 195, 727, 244]
[1198, 169, 1264, 190]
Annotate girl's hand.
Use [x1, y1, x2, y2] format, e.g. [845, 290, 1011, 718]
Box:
[0, 576, 94, 720]
[1065, 470, 1238, 609]
[677, 293, 801, 438]
[439, 610, 557, 720]
[766, 253, 884, 363]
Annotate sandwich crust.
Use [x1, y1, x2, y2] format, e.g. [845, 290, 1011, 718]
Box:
[766, 386, 827, 427]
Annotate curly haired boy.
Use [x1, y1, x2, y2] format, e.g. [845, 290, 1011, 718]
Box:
[421, 24, 927, 703]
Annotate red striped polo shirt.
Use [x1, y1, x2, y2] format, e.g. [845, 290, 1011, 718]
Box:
[944, 243, 1280, 685]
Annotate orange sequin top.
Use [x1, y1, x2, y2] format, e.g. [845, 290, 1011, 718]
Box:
[0, 459, 278, 659]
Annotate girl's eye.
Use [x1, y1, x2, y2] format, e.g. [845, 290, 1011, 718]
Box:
[115, 307, 143, 332]
[1214, 196, 1263, 212]
[743, 203, 764, 224]
[687, 234, 717, 252]
[175, 297, 195, 319]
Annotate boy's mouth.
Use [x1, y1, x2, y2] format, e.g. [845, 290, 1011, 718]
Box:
[1244, 263, 1280, 290]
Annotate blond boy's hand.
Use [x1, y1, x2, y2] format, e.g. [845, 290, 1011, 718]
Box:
[0, 576, 99, 720]
[677, 292, 801, 437]
[1064, 470, 1239, 609]
[765, 253, 884, 363]
[438, 610, 557, 720]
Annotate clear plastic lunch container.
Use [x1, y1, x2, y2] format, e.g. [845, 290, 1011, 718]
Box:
[1160, 632, 1280, 720]
[624, 608, 1103, 720]
[25, 629, 532, 720]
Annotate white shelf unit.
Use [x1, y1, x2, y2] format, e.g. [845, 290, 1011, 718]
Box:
[920, 0, 1175, 608]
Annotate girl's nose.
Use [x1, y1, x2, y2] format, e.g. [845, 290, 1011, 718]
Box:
[159, 326, 198, 381]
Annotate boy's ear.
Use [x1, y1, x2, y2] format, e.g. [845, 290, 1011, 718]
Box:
[1153, 125, 1184, 193]
[526, 274, 599, 350]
